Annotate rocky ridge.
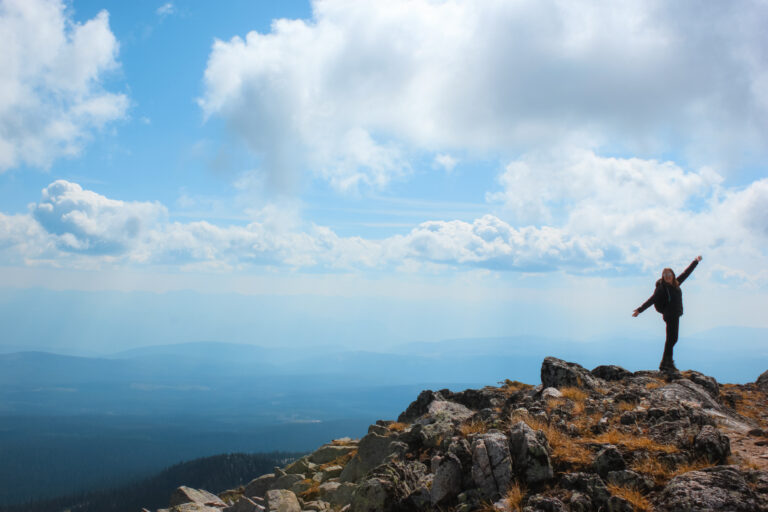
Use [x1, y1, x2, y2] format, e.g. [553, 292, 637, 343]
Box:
[148, 357, 768, 512]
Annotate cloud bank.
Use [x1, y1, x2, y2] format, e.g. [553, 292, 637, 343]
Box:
[0, 165, 765, 284]
[0, 0, 127, 171]
[200, 0, 768, 191]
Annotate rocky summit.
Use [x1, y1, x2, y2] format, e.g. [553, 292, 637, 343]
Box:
[148, 357, 768, 512]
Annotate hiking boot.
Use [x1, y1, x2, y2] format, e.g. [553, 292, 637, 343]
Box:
[659, 359, 678, 372]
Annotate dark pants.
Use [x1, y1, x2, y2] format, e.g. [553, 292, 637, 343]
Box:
[662, 315, 679, 365]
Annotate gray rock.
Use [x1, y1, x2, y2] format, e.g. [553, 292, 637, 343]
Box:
[224, 496, 265, 512]
[244, 474, 278, 498]
[301, 501, 329, 511]
[339, 432, 401, 482]
[322, 482, 356, 508]
[651, 380, 722, 410]
[591, 365, 632, 381]
[508, 421, 554, 484]
[593, 444, 625, 477]
[561, 473, 610, 511]
[656, 465, 761, 511]
[471, 432, 513, 500]
[309, 444, 357, 464]
[313, 465, 343, 482]
[417, 419, 454, 448]
[523, 494, 567, 512]
[756, 369, 768, 392]
[270, 474, 304, 492]
[283, 457, 316, 475]
[431, 453, 462, 504]
[170, 486, 226, 507]
[541, 387, 563, 399]
[694, 425, 731, 464]
[264, 489, 300, 512]
[350, 461, 425, 512]
[398, 390, 444, 423]
[170, 505, 225, 512]
[682, 370, 720, 399]
[541, 357, 603, 390]
[606, 469, 653, 493]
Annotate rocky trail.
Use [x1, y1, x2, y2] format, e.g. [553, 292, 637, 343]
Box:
[147, 357, 768, 512]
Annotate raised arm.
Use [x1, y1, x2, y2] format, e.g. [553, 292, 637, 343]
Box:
[677, 255, 702, 285]
[633, 293, 656, 316]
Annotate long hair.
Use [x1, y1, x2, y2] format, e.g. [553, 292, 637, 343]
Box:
[661, 267, 679, 287]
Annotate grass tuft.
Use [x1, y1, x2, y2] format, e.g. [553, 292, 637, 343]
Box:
[460, 420, 488, 437]
[504, 482, 526, 511]
[591, 429, 679, 453]
[607, 483, 651, 511]
[499, 379, 534, 395]
[560, 387, 588, 402]
[387, 422, 408, 432]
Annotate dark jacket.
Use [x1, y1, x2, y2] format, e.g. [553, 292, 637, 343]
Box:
[637, 259, 698, 319]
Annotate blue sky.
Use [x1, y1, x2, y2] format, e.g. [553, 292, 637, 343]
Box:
[1, 0, 768, 355]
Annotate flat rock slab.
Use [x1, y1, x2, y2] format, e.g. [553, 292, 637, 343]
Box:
[170, 486, 226, 507]
[656, 466, 761, 511]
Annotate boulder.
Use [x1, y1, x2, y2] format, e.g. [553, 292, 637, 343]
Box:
[320, 481, 356, 508]
[339, 432, 403, 482]
[421, 400, 474, 424]
[244, 474, 278, 498]
[541, 387, 563, 399]
[593, 444, 625, 477]
[398, 390, 443, 423]
[264, 489, 300, 512]
[591, 365, 632, 381]
[283, 456, 315, 475]
[270, 474, 304, 491]
[508, 421, 553, 484]
[541, 357, 602, 390]
[682, 371, 720, 399]
[350, 461, 426, 512]
[694, 425, 731, 464]
[656, 465, 761, 511]
[651, 380, 722, 410]
[561, 473, 610, 511]
[471, 432, 513, 500]
[431, 453, 462, 504]
[756, 369, 768, 392]
[170, 486, 226, 507]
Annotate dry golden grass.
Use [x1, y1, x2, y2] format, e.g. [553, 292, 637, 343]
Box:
[720, 384, 767, 424]
[298, 479, 320, 501]
[671, 458, 715, 477]
[630, 456, 671, 485]
[499, 379, 534, 395]
[504, 482, 526, 512]
[511, 411, 592, 466]
[591, 429, 679, 453]
[645, 380, 664, 390]
[571, 411, 604, 434]
[560, 386, 588, 402]
[460, 420, 488, 436]
[618, 401, 636, 412]
[387, 422, 408, 432]
[607, 483, 651, 512]
[318, 449, 357, 470]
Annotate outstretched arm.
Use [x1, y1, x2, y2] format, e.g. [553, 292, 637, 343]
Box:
[633, 294, 655, 317]
[677, 255, 702, 285]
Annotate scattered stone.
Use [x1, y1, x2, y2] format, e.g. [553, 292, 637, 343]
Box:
[170, 486, 226, 507]
[656, 465, 761, 511]
[694, 425, 731, 464]
[561, 473, 610, 511]
[309, 444, 358, 464]
[606, 469, 653, 493]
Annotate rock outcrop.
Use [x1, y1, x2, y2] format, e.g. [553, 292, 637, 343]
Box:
[148, 357, 768, 512]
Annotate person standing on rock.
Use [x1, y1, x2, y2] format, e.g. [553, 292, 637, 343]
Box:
[632, 256, 702, 373]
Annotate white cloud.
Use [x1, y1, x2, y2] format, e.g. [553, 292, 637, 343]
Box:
[0, 0, 127, 171]
[487, 149, 768, 278]
[31, 180, 166, 254]
[156, 3, 174, 17]
[200, 0, 768, 191]
[434, 153, 457, 173]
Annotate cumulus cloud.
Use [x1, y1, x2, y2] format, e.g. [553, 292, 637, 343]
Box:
[200, 0, 768, 191]
[0, 0, 128, 171]
[487, 149, 768, 276]
[32, 180, 166, 254]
